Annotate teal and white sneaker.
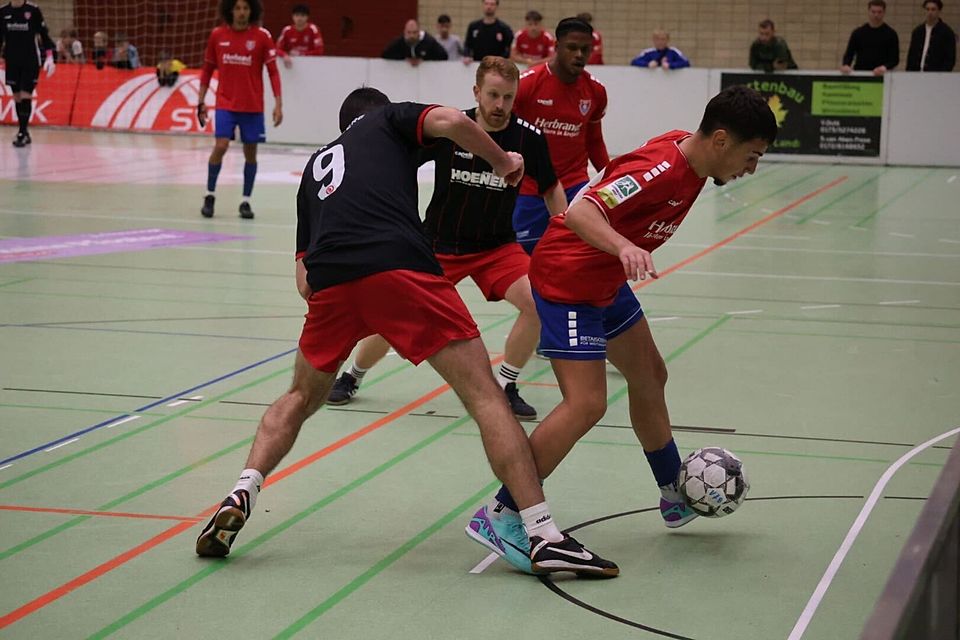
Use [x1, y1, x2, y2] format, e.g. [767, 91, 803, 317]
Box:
[660, 497, 699, 528]
[465, 504, 533, 574]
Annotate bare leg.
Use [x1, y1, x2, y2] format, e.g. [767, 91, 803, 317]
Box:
[242, 142, 257, 164]
[209, 137, 229, 164]
[606, 318, 672, 451]
[427, 338, 544, 509]
[353, 334, 391, 371]
[500, 276, 539, 368]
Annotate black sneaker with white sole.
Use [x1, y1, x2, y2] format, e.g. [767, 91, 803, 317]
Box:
[530, 535, 619, 577]
[12, 132, 31, 148]
[326, 372, 359, 405]
[504, 382, 537, 421]
[195, 490, 251, 557]
[201, 194, 215, 218]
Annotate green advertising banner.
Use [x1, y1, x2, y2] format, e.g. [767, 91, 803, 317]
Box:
[721, 73, 883, 157]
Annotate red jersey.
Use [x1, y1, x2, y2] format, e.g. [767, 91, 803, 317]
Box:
[588, 31, 604, 65]
[201, 25, 281, 113]
[529, 131, 707, 307]
[514, 28, 555, 60]
[513, 63, 607, 195]
[276, 22, 324, 57]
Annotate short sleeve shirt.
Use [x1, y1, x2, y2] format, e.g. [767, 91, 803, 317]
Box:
[204, 25, 277, 112]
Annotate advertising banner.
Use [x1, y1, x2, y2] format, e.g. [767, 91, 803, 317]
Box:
[0, 64, 81, 127]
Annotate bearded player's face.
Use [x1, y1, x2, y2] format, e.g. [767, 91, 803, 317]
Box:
[233, 1, 251, 27]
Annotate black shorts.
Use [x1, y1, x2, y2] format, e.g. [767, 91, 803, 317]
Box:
[4, 62, 40, 94]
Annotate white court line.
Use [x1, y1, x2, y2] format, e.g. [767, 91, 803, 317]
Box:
[0, 208, 296, 231]
[809, 220, 831, 226]
[877, 299, 919, 305]
[948, 175, 957, 183]
[801, 304, 841, 310]
[469, 552, 500, 574]
[725, 309, 763, 315]
[888, 232, 915, 238]
[679, 270, 960, 287]
[648, 316, 681, 322]
[106, 416, 140, 429]
[939, 239, 960, 245]
[0, 464, 13, 471]
[788, 426, 960, 640]
[167, 400, 190, 407]
[44, 438, 80, 452]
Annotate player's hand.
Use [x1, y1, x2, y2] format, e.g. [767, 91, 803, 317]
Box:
[662, 59, 671, 69]
[462, 56, 473, 66]
[273, 104, 283, 127]
[496, 151, 525, 186]
[196, 103, 208, 128]
[840, 64, 852, 75]
[43, 54, 56, 78]
[619, 245, 658, 281]
[873, 65, 887, 76]
[648, 60, 658, 69]
[282, 55, 293, 69]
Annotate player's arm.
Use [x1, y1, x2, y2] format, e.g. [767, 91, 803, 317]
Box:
[309, 25, 325, 56]
[197, 33, 218, 126]
[295, 180, 312, 300]
[543, 182, 567, 216]
[565, 198, 657, 281]
[263, 34, 283, 126]
[423, 107, 523, 185]
[586, 120, 609, 172]
[33, 7, 56, 75]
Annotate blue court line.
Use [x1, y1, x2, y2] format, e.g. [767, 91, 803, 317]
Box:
[0, 348, 297, 467]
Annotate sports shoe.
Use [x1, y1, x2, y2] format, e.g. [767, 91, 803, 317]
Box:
[530, 535, 619, 577]
[464, 505, 532, 574]
[326, 372, 359, 405]
[12, 132, 31, 148]
[660, 497, 699, 528]
[504, 383, 537, 421]
[195, 490, 252, 557]
[238, 201, 254, 219]
[200, 194, 215, 218]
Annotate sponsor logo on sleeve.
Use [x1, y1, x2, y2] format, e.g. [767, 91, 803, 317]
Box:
[595, 175, 641, 208]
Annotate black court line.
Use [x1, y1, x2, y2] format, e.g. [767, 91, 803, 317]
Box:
[883, 495, 928, 501]
[545, 496, 865, 638]
[3, 387, 163, 401]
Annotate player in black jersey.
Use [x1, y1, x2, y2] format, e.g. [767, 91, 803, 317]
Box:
[0, 0, 55, 147]
[195, 86, 618, 578]
[328, 57, 567, 422]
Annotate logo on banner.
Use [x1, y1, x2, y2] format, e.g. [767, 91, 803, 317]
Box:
[579, 99, 591, 115]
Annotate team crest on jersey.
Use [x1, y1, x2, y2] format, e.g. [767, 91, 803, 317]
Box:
[596, 176, 641, 209]
[246, 40, 256, 51]
[579, 99, 591, 115]
[496, 32, 503, 41]
[24, 11, 32, 19]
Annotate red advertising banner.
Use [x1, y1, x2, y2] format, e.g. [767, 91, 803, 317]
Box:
[0, 63, 81, 127]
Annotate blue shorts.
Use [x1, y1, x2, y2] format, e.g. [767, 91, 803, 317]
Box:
[533, 283, 645, 360]
[513, 181, 588, 255]
[214, 110, 266, 144]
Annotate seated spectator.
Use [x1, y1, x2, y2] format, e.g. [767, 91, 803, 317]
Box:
[906, 0, 956, 71]
[92, 31, 109, 70]
[382, 19, 448, 66]
[750, 19, 798, 71]
[576, 12, 603, 64]
[277, 4, 325, 69]
[56, 29, 84, 63]
[511, 10, 555, 66]
[631, 30, 690, 69]
[156, 51, 186, 87]
[112, 32, 141, 70]
[435, 14, 463, 60]
[841, 0, 899, 75]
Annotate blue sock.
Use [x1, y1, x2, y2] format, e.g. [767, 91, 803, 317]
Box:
[207, 163, 222, 193]
[644, 438, 681, 488]
[494, 484, 519, 512]
[242, 162, 257, 198]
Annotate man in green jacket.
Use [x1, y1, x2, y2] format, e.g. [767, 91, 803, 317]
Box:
[750, 19, 798, 72]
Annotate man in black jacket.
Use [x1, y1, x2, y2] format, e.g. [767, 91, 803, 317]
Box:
[907, 0, 957, 71]
[382, 19, 448, 65]
[841, 0, 900, 76]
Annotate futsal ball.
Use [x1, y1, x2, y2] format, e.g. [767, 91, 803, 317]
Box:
[678, 447, 750, 517]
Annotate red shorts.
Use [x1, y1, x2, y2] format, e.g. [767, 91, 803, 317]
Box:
[299, 270, 480, 372]
[437, 243, 530, 302]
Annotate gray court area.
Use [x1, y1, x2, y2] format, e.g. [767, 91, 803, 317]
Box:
[0, 130, 958, 639]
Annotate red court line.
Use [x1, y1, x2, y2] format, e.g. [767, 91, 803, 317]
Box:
[633, 175, 849, 292]
[0, 505, 202, 523]
[0, 358, 503, 630]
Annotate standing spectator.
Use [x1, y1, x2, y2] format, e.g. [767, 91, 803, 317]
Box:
[382, 19, 448, 65]
[511, 10, 555, 66]
[92, 31, 109, 70]
[276, 4, 324, 69]
[576, 12, 603, 64]
[631, 30, 691, 69]
[907, 0, 956, 71]
[749, 19, 798, 72]
[435, 14, 463, 59]
[56, 29, 84, 63]
[0, 0, 56, 148]
[841, 0, 899, 75]
[156, 51, 186, 87]
[112, 32, 141, 69]
[463, 0, 513, 63]
[197, 0, 282, 220]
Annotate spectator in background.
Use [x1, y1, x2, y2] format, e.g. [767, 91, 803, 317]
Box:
[841, 0, 899, 75]
[436, 14, 463, 59]
[631, 30, 690, 69]
[511, 10, 555, 66]
[576, 12, 603, 64]
[749, 19, 798, 71]
[92, 31, 109, 70]
[112, 32, 141, 69]
[56, 29, 84, 63]
[156, 51, 186, 86]
[382, 18, 448, 65]
[463, 0, 513, 64]
[276, 4, 324, 69]
[907, 0, 956, 71]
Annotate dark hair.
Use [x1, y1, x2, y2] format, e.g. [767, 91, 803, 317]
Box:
[292, 3, 310, 15]
[555, 17, 593, 40]
[219, 0, 263, 25]
[923, 0, 943, 8]
[868, 0, 886, 9]
[758, 19, 775, 29]
[698, 85, 777, 144]
[438, 14, 451, 24]
[525, 10, 543, 22]
[339, 87, 390, 132]
[576, 12, 593, 24]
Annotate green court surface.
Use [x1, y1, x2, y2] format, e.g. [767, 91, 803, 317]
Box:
[1, 130, 958, 639]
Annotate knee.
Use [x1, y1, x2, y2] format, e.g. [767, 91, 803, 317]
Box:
[651, 355, 668, 388]
[569, 395, 607, 427]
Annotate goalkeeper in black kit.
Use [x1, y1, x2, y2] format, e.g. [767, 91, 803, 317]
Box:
[0, 0, 56, 147]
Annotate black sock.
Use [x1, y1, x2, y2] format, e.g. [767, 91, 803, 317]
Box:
[16, 100, 32, 135]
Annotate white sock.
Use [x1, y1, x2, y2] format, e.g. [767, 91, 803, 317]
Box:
[206, 190, 215, 197]
[660, 481, 683, 504]
[241, 197, 251, 205]
[231, 468, 263, 514]
[496, 362, 522, 389]
[348, 363, 368, 380]
[520, 502, 563, 542]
